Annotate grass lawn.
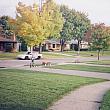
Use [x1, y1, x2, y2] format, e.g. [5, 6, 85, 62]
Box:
[64, 51, 110, 57]
[86, 60, 110, 65]
[0, 52, 71, 60]
[42, 52, 72, 58]
[49, 64, 110, 73]
[0, 50, 109, 60]
[0, 52, 22, 60]
[100, 90, 110, 110]
[0, 69, 105, 110]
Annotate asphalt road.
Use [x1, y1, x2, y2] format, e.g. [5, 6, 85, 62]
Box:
[0, 56, 110, 68]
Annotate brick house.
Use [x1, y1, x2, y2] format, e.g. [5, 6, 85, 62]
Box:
[43, 39, 70, 51]
[0, 32, 17, 52]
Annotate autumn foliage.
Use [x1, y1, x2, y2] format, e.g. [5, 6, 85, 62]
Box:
[16, 0, 63, 48]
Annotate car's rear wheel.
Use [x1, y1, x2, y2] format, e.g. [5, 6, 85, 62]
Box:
[37, 56, 41, 60]
[25, 56, 29, 60]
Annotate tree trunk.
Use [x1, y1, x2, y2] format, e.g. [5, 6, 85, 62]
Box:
[97, 50, 100, 60]
[61, 43, 64, 52]
[30, 46, 33, 52]
[77, 40, 80, 56]
[38, 43, 42, 54]
[19, 43, 21, 52]
[60, 39, 65, 52]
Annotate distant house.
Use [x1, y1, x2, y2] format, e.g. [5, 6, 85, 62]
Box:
[0, 31, 18, 52]
[43, 39, 70, 51]
[70, 39, 89, 51]
[34, 39, 89, 52]
[80, 41, 89, 50]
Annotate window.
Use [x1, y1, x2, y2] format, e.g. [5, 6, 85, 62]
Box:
[53, 44, 55, 48]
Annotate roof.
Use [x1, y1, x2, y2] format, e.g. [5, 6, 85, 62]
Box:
[45, 39, 70, 44]
[0, 36, 17, 43]
[45, 40, 60, 44]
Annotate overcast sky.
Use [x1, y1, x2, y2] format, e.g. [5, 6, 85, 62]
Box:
[0, 0, 110, 26]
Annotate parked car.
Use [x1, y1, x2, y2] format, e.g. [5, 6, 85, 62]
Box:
[17, 52, 42, 60]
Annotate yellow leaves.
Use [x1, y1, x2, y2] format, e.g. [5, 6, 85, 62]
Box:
[16, 0, 63, 47]
[8, 18, 16, 25]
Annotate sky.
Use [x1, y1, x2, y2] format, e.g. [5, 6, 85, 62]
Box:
[0, 0, 110, 26]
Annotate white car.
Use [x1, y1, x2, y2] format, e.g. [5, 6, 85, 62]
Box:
[17, 52, 42, 60]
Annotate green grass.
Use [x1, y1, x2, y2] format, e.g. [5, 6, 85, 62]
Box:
[0, 69, 105, 110]
[100, 90, 110, 110]
[64, 51, 110, 57]
[50, 64, 110, 73]
[86, 60, 110, 65]
[0, 52, 22, 60]
[0, 52, 71, 60]
[0, 50, 109, 60]
[42, 52, 72, 58]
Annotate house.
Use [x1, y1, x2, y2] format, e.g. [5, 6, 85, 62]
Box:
[43, 39, 70, 51]
[34, 39, 89, 52]
[70, 39, 89, 51]
[80, 41, 89, 50]
[0, 32, 17, 52]
[0, 35, 17, 52]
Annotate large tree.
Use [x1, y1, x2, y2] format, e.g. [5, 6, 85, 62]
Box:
[90, 23, 110, 60]
[60, 5, 91, 52]
[16, 0, 63, 52]
[60, 5, 73, 52]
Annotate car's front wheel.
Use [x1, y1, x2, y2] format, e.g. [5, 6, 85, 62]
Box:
[25, 56, 29, 60]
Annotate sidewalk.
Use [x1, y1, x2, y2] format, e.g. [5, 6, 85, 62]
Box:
[48, 81, 110, 110]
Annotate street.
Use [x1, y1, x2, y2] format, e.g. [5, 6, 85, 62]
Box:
[0, 56, 110, 68]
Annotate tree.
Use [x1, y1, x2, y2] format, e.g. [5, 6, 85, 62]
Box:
[71, 11, 91, 54]
[60, 5, 91, 52]
[16, 0, 63, 52]
[0, 16, 14, 37]
[60, 5, 73, 52]
[83, 30, 92, 46]
[90, 23, 110, 60]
